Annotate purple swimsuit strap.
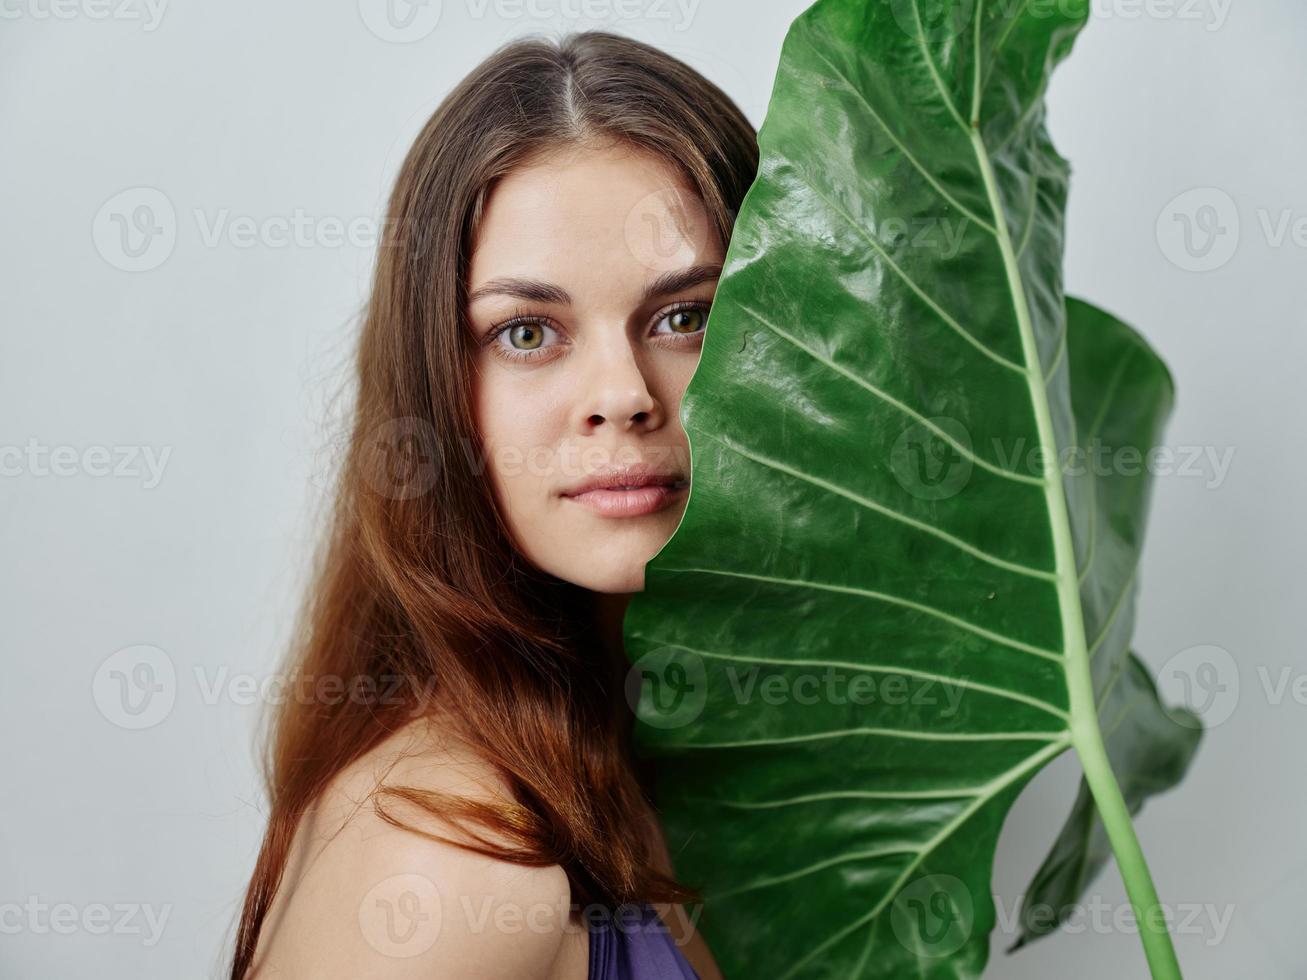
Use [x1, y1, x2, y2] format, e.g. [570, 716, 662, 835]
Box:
[586, 904, 700, 980]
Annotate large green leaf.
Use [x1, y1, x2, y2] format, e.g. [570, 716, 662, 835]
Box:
[622, 1, 1201, 977]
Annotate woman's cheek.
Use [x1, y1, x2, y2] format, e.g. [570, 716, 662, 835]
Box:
[479, 374, 565, 523]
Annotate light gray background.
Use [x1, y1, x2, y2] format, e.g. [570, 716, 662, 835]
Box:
[1, 1, 1301, 977]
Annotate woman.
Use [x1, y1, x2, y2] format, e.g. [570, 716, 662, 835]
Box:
[228, 30, 758, 980]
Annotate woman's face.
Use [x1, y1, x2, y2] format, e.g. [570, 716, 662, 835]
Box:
[468, 140, 723, 594]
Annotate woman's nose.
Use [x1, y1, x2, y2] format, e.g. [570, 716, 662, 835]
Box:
[573, 335, 664, 434]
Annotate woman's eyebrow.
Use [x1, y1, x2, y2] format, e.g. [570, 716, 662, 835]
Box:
[467, 278, 571, 304]
[466, 263, 722, 306]
[640, 263, 722, 302]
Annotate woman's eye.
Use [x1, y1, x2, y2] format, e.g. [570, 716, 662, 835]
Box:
[506, 321, 548, 350]
[655, 305, 709, 337]
[487, 318, 561, 360]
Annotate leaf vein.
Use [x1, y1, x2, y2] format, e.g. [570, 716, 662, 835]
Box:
[800, 41, 997, 234]
[778, 737, 1071, 979]
[639, 634, 1071, 721]
[736, 301, 1045, 486]
[706, 429, 1057, 582]
[713, 846, 921, 900]
[788, 166, 1026, 375]
[657, 565, 1064, 663]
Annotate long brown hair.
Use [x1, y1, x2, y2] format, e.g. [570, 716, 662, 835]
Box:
[227, 30, 757, 978]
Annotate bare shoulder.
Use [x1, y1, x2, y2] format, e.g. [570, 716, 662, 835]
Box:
[247, 717, 587, 980]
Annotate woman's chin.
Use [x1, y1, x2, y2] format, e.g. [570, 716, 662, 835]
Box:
[568, 560, 647, 596]
[543, 538, 658, 595]
[536, 515, 682, 595]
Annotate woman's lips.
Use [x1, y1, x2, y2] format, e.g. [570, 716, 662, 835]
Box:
[563, 482, 688, 518]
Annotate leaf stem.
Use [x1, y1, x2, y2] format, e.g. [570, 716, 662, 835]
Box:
[1073, 708, 1182, 978]
[968, 126, 1183, 980]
